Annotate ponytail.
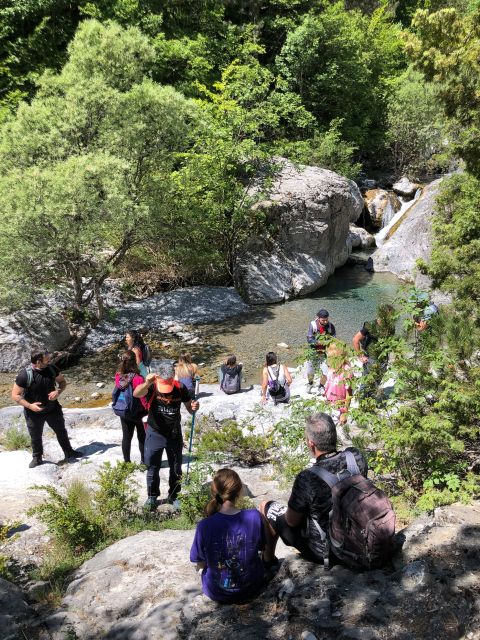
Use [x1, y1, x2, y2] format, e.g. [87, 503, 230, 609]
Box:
[205, 468, 243, 517]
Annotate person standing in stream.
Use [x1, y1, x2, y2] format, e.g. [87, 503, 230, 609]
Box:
[133, 361, 199, 510]
[11, 350, 83, 468]
[306, 309, 336, 391]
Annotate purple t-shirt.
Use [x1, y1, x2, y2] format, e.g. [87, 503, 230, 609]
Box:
[190, 509, 266, 603]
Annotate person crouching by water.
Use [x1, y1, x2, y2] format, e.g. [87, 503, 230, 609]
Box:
[190, 468, 267, 603]
[133, 361, 199, 511]
[261, 352, 292, 405]
[114, 350, 147, 464]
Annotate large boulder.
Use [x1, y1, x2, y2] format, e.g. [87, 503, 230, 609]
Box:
[0, 577, 36, 640]
[234, 159, 363, 304]
[371, 178, 442, 284]
[0, 308, 71, 372]
[364, 188, 401, 229]
[393, 176, 421, 199]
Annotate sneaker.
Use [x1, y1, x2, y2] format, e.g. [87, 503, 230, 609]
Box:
[29, 457, 43, 468]
[143, 497, 157, 512]
[64, 449, 83, 459]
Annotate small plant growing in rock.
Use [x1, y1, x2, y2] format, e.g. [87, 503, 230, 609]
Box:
[93, 461, 140, 523]
[29, 481, 102, 553]
[179, 460, 215, 524]
[1, 423, 31, 451]
[197, 420, 271, 466]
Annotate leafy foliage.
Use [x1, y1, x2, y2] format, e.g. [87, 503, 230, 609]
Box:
[196, 419, 271, 466]
[0, 423, 31, 451]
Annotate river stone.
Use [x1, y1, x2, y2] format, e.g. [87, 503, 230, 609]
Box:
[393, 176, 421, 198]
[364, 189, 401, 229]
[0, 307, 71, 372]
[371, 179, 442, 284]
[348, 224, 375, 249]
[234, 159, 363, 304]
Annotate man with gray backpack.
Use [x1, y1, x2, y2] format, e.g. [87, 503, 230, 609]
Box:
[260, 412, 396, 570]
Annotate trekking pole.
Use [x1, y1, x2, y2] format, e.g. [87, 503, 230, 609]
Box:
[185, 376, 201, 483]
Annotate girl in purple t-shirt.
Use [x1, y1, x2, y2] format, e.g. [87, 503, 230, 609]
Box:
[190, 468, 266, 603]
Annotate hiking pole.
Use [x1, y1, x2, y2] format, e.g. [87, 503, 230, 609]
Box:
[185, 375, 201, 483]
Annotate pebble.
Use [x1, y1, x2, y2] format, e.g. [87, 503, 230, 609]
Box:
[186, 337, 200, 345]
[301, 632, 318, 640]
[90, 392, 100, 399]
[278, 578, 295, 599]
[277, 342, 290, 348]
[96, 382, 105, 388]
[74, 397, 82, 403]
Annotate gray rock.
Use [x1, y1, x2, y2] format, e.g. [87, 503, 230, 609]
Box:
[234, 159, 363, 304]
[348, 224, 375, 249]
[371, 178, 442, 284]
[393, 176, 421, 198]
[301, 631, 318, 640]
[27, 579, 49, 601]
[401, 560, 430, 591]
[96, 382, 105, 388]
[0, 308, 71, 372]
[0, 577, 35, 639]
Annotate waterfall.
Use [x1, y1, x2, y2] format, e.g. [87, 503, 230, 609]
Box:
[375, 188, 422, 247]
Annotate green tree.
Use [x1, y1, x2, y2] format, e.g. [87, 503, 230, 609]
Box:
[386, 66, 448, 176]
[275, 3, 405, 154]
[0, 20, 195, 320]
[406, 5, 480, 177]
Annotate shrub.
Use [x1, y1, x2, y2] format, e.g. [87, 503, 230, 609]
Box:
[1, 424, 30, 451]
[197, 420, 271, 467]
[29, 482, 102, 553]
[179, 460, 215, 524]
[93, 461, 140, 523]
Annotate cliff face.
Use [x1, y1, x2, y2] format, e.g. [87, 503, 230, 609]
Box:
[234, 159, 364, 304]
[371, 179, 443, 285]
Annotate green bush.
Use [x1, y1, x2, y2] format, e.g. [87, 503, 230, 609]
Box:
[93, 462, 140, 523]
[29, 482, 102, 553]
[1, 424, 30, 451]
[196, 420, 271, 467]
[179, 460, 215, 524]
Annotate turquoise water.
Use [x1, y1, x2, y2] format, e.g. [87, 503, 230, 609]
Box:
[203, 263, 402, 383]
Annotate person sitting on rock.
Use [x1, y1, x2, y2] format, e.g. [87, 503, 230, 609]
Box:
[261, 352, 292, 405]
[133, 361, 199, 511]
[259, 412, 367, 565]
[190, 468, 267, 603]
[11, 350, 83, 468]
[219, 354, 243, 395]
[306, 309, 336, 391]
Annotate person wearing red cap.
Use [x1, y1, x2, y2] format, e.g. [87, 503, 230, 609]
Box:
[133, 361, 199, 511]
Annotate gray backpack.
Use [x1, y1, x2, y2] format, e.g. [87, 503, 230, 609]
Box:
[220, 367, 241, 395]
[309, 451, 396, 570]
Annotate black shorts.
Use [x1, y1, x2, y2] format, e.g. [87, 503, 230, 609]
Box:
[264, 501, 318, 560]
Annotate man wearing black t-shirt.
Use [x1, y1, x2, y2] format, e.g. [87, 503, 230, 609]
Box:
[260, 412, 367, 564]
[134, 361, 199, 511]
[11, 351, 83, 468]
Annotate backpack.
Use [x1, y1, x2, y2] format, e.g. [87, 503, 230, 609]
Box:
[142, 343, 152, 367]
[112, 376, 143, 420]
[309, 450, 396, 570]
[267, 365, 286, 399]
[221, 367, 241, 395]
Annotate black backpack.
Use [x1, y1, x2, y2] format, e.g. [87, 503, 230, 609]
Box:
[267, 365, 286, 399]
[309, 451, 396, 570]
[142, 343, 152, 367]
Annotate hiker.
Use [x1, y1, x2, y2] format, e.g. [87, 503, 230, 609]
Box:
[306, 309, 336, 390]
[133, 361, 199, 510]
[113, 350, 147, 464]
[352, 304, 396, 365]
[11, 350, 83, 468]
[190, 468, 267, 603]
[259, 412, 368, 566]
[219, 354, 243, 395]
[175, 351, 200, 400]
[261, 352, 292, 405]
[324, 342, 352, 424]
[414, 302, 439, 332]
[125, 330, 151, 378]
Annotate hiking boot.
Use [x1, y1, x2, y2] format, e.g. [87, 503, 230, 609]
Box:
[29, 456, 43, 468]
[306, 382, 313, 393]
[64, 449, 83, 459]
[143, 497, 157, 512]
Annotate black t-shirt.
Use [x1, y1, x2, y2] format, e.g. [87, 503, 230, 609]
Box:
[147, 381, 191, 439]
[15, 364, 60, 414]
[288, 447, 368, 558]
